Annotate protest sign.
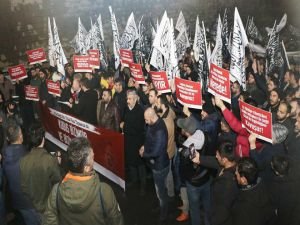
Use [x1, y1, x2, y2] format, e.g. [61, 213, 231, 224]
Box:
[150, 71, 171, 93]
[24, 85, 39, 101]
[46, 80, 61, 97]
[73, 55, 92, 72]
[8, 64, 27, 81]
[26, 48, 47, 64]
[129, 63, 145, 84]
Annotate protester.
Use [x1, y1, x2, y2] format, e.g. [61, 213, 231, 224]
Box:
[20, 123, 61, 219]
[43, 137, 124, 225]
[139, 107, 169, 225]
[97, 88, 120, 131]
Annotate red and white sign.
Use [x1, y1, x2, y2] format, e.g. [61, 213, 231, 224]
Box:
[88, 49, 100, 69]
[239, 101, 273, 143]
[129, 63, 145, 84]
[26, 48, 47, 65]
[39, 104, 125, 189]
[208, 63, 231, 104]
[175, 77, 202, 109]
[46, 80, 61, 97]
[8, 64, 28, 81]
[24, 85, 39, 101]
[120, 49, 133, 67]
[73, 55, 92, 73]
[150, 71, 171, 93]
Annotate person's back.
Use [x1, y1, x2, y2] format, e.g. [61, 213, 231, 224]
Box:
[43, 137, 123, 225]
[20, 123, 61, 214]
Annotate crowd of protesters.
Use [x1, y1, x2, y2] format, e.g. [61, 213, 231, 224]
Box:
[0, 40, 300, 225]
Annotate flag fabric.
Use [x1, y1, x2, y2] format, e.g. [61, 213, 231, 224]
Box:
[221, 8, 231, 60]
[246, 17, 263, 42]
[153, 11, 171, 58]
[135, 16, 152, 64]
[210, 15, 223, 67]
[70, 18, 88, 55]
[97, 14, 108, 68]
[175, 29, 190, 60]
[150, 47, 164, 70]
[248, 42, 266, 57]
[120, 12, 138, 50]
[109, 6, 120, 70]
[230, 7, 249, 90]
[265, 13, 287, 34]
[266, 22, 284, 75]
[52, 18, 68, 76]
[175, 11, 187, 33]
[48, 17, 55, 67]
[165, 18, 178, 79]
[193, 17, 209, 88]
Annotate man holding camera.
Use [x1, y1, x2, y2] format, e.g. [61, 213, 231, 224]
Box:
[177, 116, 212, 225]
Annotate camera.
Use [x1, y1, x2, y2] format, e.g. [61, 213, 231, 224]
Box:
[181, 143, 196, 160]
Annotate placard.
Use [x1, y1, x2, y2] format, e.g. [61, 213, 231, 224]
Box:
[73, 55, 92, 73]
[88, 49, 100, 69]
[46, 80, 61, 97]
[26, 48, 47, 65]
[24, 85, 39, 101]
[150, 71, 171, 93]
[8, 64, 28, 81]
[129, 63, 145, 84]
[120, 49, 133, 67]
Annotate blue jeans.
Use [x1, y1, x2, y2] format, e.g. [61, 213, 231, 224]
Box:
[152, 166, 169, 221]
[186, 179, 211, 225]
[19, 208, 41, 225]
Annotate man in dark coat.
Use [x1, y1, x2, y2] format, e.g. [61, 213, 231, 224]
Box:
[231, 158, 276, 225]
[70, 77, 98, 125]
[121, 89, 146, 191]
[97, 88, 120, 131]
[3, 122, 40, 225]
[268, 155, 300, 225]
[192, 141, 238, 225]
[140, 107, 169, 224]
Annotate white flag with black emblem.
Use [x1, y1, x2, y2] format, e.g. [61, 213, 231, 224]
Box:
[230, 7, 249, 90]
[53, 18, 68, 76]
[210, 15, 223, 67]
[120, 12, 138, 50]
[109, 6, 120, 69]
[70, 18, 88, 55]
[48, 17, 55, 67]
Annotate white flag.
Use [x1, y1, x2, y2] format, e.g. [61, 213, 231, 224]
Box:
[53, 18, 68, 76]
[48, 17, 55, 67]
[150, 48, 164, 70]
[166, 18, 178, 79]
[109, 6, 120, 69]
[97, 14, 104, 41]
[120, 12, 138, 50]
[175, 29, 190, 60]
[153, 11, 171, 58]
[175, 11, 187, 33]
[265, 13, 287, 35]
[70, 18, 88, 55]
[193, 16, 201, 62]
[210, 15, 223, 67]
[230, 8, 249, 90]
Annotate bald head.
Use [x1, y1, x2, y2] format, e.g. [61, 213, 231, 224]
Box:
[144, 107, 158, 125]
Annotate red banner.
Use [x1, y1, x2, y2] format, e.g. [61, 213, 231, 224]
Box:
[26, 48, 47, 65]
[39, 104, 125, 189]
[239, 101, 273, 143]
[88, 49, 100, 69]
[208, 63, 231, 104]
[175, 77, 202, 109]
[8, 64, 28, 81]
[46, 80, 61, 97]
[120, 49, 133, 67]
[73, 55, 92, 73]
[129, 63, 145, 84]
[150, 71, 171, 93]
[24, 85, 39, 101]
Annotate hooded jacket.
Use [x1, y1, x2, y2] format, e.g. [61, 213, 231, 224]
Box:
[43, 172, 123, 225]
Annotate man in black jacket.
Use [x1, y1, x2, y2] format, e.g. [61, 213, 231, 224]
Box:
[231, 158, 276, 225]
[69, 77, 98, 125]
[139, 107, 169, 225]
[192, 141, 238, 225]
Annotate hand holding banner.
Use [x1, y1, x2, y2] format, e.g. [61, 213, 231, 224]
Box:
[239, 101, 272, 143]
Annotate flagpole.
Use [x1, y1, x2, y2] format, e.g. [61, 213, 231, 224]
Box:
[147, 46, 154, 63]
